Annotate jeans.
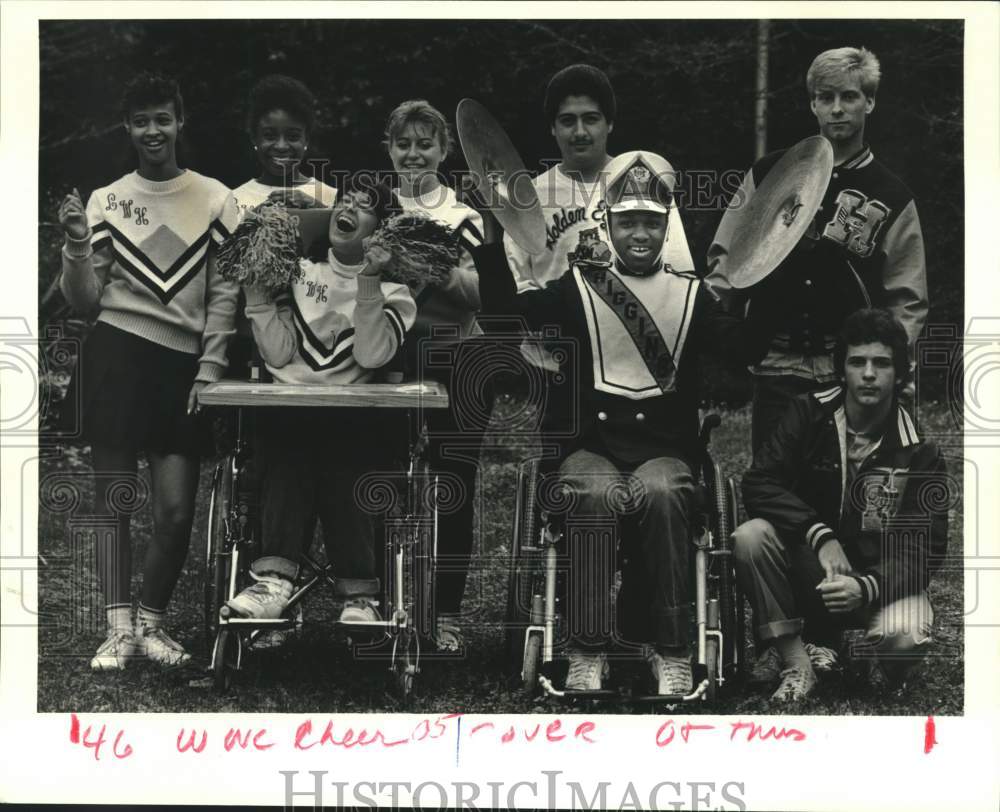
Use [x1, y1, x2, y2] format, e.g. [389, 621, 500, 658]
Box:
[733, 518, 933, 666]
[557, 449, 695, 650]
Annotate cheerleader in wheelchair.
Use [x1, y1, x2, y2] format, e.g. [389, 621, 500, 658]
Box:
[222, 176, 416, 626]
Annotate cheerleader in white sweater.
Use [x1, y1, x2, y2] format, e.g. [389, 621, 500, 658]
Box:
[224, 176, 416, 625]
[58, 73, 239, 671]
[383, 100, 486, 651]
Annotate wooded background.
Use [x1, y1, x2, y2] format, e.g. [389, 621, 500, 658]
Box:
[38, 18, 963, 403]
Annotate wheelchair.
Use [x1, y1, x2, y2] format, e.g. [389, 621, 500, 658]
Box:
[505, 414, 747, 703]
[200, 378, 448, 702]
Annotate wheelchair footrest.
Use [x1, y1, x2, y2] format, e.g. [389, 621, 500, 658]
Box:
[219, 615, 295, 627]
[630, 680, 709, 704]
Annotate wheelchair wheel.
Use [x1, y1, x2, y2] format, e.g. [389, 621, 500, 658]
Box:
[204, 457, 234, 652]
[705, 637, 720, 701]
[393, 626, 419, 706]
[505, 458, 544, 674]
[706, 459, 738, 678]
[727, 475, 751, 681]
[212, 628, 242, 691]
[521, 630, 542, 696]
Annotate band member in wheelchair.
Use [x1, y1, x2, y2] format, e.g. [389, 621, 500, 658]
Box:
[733, 308, 947, 702]
[707, 47, 928, 453]
[224, 176, 417, 626]
[473, 151, 771, 695]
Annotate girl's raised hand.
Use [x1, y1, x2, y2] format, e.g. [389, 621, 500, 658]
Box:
[58, 188, 89, 240]
[361, 242, 392, 276]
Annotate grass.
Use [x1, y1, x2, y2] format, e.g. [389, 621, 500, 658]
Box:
[36, 398, 964, 717]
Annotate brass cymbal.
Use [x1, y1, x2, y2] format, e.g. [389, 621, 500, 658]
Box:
[456, 98, 547, 255]
[723, 135, 834, 289]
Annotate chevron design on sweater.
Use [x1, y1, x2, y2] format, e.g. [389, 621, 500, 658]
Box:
[290, 295, 357, 372]
[91, 218, 231, 305]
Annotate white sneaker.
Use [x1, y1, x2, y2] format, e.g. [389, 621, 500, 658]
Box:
[805, 643, 840, 674]
[225, 574, 293, 620]
[565, 650, 608, 691]
[137, 627, 191, 668]
[339, 597, 381, 624]
[771, 664, 817, 703]
[646, 647, 693, 696]
[91, 630, 137, 671]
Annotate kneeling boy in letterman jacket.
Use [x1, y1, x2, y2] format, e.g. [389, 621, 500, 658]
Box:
[474, 151, 772, 695]
[225, 177, 416, 625]
[733, 307, 948, 702]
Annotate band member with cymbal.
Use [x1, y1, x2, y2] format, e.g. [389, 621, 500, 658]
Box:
[476, 151, 772, 696]
[707, 47, 928, 453]
[506, 64, 695, 297]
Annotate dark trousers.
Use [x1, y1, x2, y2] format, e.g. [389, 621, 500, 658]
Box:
[558, 449, 695, 650]
[252, 408, 403, 595]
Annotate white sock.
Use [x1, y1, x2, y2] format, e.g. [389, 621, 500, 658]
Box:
[136, 604, 165, 634]
[106, 605, 132, 635]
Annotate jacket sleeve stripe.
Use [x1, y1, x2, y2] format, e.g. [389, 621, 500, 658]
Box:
[807, 523, 835, 550]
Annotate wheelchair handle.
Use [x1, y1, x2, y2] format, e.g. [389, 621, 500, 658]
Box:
[699, 413, 722, 449]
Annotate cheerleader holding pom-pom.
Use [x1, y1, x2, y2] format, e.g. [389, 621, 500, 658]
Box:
[219, 177, 423, 627]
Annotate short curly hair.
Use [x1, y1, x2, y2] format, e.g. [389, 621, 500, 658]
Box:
[543, 63, 616, 124]
[247, 74, 317, 135]
[120, 72, 184, 120]
[834, 308, 911, 389]
[383, 99, 454, 159]
[807, 47, 882, 99]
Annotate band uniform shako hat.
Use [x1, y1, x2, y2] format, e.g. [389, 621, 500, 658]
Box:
[602, 151, 677, 274]
[605, 150, 676, 215]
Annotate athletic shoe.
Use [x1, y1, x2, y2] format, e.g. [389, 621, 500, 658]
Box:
[805, 643, 840, 675]
[646, 647, 693, 696]
[90, 630, 137, 671]
[137, 627, 191, 668]
[225, 574, 293, 620]
[338, 597, 381, 624]
[748, 647, 783, 685]
[771, 665, 817, 703]
[434, 617, 463, 652]
[564, 650, 608, 691]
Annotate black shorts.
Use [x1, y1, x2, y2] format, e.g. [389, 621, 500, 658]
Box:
[63, 321, 213, 457]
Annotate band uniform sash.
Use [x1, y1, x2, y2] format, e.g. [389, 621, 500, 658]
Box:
[574, 262, 699, 399]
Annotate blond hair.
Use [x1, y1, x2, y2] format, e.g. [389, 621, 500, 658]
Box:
[383, 99, 454, 159]
[807, 47, 882, 98]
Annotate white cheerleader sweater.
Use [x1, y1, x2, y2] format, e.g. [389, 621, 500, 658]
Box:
[60, 170, 240, 382]
[231, 177, 337, 220]
[244, 251, 417, 385]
